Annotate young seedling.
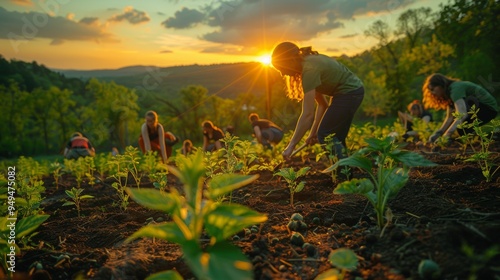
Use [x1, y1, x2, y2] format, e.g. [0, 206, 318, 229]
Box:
[63, 187, 94, 217]
[274, 166, 311, 207]
[323, 137, 437, 229]
[316, 248, 359, 280]
[125, 151, 267, 280]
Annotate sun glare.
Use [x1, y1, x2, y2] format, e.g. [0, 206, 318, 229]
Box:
[258, 54, 272, 66]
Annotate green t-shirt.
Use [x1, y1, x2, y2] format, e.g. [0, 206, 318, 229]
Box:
[450, 81, 499, 112]
[301, 54, 363, 96]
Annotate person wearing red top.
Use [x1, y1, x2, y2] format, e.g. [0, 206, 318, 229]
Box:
[64, 132, 96, 159]
[138, 110, 178, 163]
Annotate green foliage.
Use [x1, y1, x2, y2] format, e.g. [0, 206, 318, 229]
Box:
[461, 242, 500, 280]
[126, 151, 267, 280]
[323, 137, 436, 228]
[63, 187, 94, 217]
[315, 248, 358, 280]
[456, 107, 500, 182]
[274, 166, 311, 207]
[0, 214, 50, 276]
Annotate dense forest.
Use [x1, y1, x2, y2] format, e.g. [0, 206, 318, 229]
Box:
[0, 0, 499, 158]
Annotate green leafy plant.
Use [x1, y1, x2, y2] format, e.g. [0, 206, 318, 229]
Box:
[123, 146, 144, 188]
[49, 162, 63, 189]
[107, 154, 130, 211]
[461, 243, 500, 280]
[274, 166, 311, 207]
[323, 137, 437, 229]
[0, 214, 50, 276]
[456, 106, 500, 182]
[62, 187, 94, 217]
[315, 248, 358, 280]
[125, 151, 268, 280]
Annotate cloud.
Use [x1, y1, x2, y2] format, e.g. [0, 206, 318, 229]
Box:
[161, 0, 416, 52]
[10, 0, 33, 6]
[108, 6, 150, 25]
[161, 7, 205, 29]
[79, 17, 100, 26]
[339, 33, 359, 39]
[160, 50, 173, 53]
[0, 7, 117, 44]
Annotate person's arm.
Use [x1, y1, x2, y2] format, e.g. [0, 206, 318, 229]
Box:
[202, 134, 209, 151]
[283, 89, 316, 159]
[443, 99, 468, 137]
[253, 125, 263, 144]
[141, 123, 152, 152]
[305, 92, 328, 144]
[157, 124, 168, 163]
[429, 106, 454, 142]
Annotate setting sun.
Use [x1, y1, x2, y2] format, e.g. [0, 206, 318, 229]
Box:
[258, 54, 272, 66]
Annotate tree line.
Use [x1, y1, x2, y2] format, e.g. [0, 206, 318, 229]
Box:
[0, 0, 498, 158]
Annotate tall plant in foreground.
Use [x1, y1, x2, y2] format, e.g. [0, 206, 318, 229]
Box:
[125, 151, 268, 280]
[323, 137, 437, 229]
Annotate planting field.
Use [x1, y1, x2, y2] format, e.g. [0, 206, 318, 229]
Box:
[4, 139, 500, 280]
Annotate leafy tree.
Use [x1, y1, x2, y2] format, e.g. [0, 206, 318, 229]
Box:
[434, 0, 500, 81]
[361, 71, 391, 125]
[86, 79, 139, 149]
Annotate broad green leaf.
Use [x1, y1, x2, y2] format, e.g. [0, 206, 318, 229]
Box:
[295, 181, 306, 193]
[126, 222, 187, 244]
[65, 190, 76, 199]
[389, 150, 437, 167]
[126, 187, 182, 213]
[329, 248, 358, 270]
[62, 202, 75, 206]
[334, 179, 376, 204]
[322, 156, 372, 173]
[80, 195, 94, 199]
[274, 168, 294, 180]
[183, 240, 253, 280]
[15, 214, 50, 238]
[146, 270, 183, 280]
[296, 167, 311, 178]
[207, 174, 258, 200]
[382, 168, 408, 200]
[204, 204, 267, 241]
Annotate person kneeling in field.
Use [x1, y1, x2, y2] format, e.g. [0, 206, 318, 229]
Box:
[398, 100, 433, 140]
[139, 110, 178, 163]
[64, 132, 96, 160]
[248, 113, 284, 149]
[423, 73, 499, 143]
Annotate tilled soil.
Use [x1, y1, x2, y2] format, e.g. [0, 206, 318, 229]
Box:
[8, 143, 500, 280]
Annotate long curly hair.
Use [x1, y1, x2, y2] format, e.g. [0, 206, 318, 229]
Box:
[271, 42, 318, 101]
[422, 73, 457, 110]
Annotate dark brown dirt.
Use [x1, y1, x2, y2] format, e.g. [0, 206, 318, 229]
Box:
[9, 142, 500, 280]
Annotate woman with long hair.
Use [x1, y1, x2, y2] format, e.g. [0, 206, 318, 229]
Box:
[271, 42, 364, 161]
[138, 110, 177, 163]
[423, 73, 498, 143]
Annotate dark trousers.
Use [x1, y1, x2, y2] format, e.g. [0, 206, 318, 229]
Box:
[317, 87, 364, 158]
[459, 97, 498, 135]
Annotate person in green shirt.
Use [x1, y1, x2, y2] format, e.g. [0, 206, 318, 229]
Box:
[423, 73, 499, 143]
[271, 42, 364, 161]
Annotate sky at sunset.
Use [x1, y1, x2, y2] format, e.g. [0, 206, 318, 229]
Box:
[1, 0, 448, 70]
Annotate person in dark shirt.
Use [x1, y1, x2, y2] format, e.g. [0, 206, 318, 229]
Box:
[248, 113, 284, 149]
[138, 110, 178, 163]
[202, 120, 224, 152]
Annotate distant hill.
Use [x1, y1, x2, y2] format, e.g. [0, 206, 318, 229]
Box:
[56, 62, 282, 99]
